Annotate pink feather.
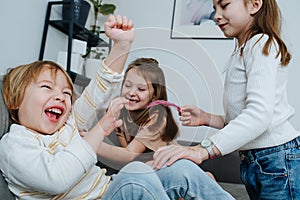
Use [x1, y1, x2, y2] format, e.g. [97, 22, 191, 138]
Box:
[146, 100, 181, 112]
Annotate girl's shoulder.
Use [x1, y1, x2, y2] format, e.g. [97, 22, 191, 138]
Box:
[145, 110, 161, 125]
[247, 34, 280, 48]
[244, 34, 278, 55]
[141, 110, 167, 128]
[247, 34, 269, 47]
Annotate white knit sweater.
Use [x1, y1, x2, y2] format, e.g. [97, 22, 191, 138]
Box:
[0, 61, 123, 199]
[210, 34, 300, 155]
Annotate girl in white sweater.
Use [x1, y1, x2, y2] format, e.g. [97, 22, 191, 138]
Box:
[152, 0, 300, 199]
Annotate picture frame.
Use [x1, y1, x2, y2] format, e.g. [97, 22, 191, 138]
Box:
[171, 0, 228, 39]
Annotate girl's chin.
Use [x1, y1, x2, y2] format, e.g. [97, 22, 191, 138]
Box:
[125, 104, 133, 110]
[125, 106, 136, 111]
[125, 104, 143, 111]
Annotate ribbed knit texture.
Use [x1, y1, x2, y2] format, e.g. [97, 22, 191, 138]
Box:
[210, 34, 300, 155]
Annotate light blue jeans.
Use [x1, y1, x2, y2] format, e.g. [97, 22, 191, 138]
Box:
[102, 159, 234, 200]
[240, 136, 300, 200]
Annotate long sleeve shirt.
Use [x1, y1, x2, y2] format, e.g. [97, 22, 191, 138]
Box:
[210, 34, 300, 155]
[0, 60, 123, 199]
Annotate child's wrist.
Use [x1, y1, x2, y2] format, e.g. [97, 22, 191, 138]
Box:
[97, 121, 110, 137]
[198, 110, 208, 126]
[202, 112, 211, 126]
[113, 41, 133, 51]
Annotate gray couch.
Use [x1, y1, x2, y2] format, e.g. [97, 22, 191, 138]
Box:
[0, 76, 15, 200]
[0, 75, 248, 199]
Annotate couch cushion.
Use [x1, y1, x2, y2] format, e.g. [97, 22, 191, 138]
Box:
[0, 75, 11, 138]
[0, 174, 15, 200]
[0, 75, 15, 199]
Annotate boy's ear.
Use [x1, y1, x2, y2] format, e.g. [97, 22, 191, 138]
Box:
[9, 103, 19, 110]
[249, 0, 263, 15]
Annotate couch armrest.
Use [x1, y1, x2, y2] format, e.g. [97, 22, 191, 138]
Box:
[0, 172, 15, 200]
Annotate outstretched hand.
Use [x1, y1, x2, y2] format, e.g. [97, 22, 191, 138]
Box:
[179, 105, 204, 126]
[104, 15, 135, 45]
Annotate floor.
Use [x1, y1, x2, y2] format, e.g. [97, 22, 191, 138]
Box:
[219, 182, 250, 200]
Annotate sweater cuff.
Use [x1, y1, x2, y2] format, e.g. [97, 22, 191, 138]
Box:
[100, 59, 124, 83]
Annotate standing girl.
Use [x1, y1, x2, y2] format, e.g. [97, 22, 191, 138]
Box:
[152, 0, 300, 199]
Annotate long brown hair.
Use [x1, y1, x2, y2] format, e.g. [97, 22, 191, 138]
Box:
[119, 58, 178, 142]
[243, 0, 291, 66]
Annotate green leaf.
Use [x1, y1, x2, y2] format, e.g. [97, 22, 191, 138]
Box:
[99, 4, 116, 15]
[88, 0, 99, 9]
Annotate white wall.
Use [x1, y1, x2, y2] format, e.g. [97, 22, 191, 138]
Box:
[115, 0, 300, 141]
[1, 0, 299, 140]
[0, 0, 67, 73]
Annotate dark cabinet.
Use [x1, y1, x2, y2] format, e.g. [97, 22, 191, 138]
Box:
[39, 0, 111, 87]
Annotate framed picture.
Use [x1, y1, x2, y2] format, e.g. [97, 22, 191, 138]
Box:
[171, 0, 228, 39]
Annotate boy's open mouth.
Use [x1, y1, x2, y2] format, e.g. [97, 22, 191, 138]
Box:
[45, 107, 63, 120]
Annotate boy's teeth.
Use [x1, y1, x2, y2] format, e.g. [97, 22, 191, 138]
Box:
[48, 108, 62, 114]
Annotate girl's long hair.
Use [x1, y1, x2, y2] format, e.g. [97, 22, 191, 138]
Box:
[243, 0, 291, 66]
[119, 58, 178, 142]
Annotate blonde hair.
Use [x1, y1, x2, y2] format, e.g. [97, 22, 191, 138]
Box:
[243, 0, 291, 66]
[2, 60, 74, 123]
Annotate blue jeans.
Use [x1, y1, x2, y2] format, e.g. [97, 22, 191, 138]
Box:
[240, 136, 300, 200]
[102, 159, 234, 200]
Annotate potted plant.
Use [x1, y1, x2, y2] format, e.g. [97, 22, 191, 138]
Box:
[88, 0, 116, 35]
[82, 0, 115, 58]
[83, 1, 115, 77]
[89, 47, 107, 60]
[84, 46, 109, 78]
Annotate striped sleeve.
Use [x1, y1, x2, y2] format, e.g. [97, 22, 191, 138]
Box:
[72, 59, 124, 131]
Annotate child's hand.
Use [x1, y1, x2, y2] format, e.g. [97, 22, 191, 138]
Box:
[98, 97, 129, 137]
[179, 105, 203, 126]
[104, 15, 135, 45]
